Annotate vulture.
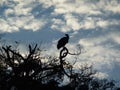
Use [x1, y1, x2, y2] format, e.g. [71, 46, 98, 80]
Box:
[57, 34, 69, 49]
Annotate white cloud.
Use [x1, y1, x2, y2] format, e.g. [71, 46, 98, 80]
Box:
[13, 15, 46, 31]
[104, 0, 120, 13]
[0, 0, 47, 33]
[96, 19, 120, 29]
[0, 18, 19, 33]
[94, 72, 109, 79]
[109, 30, 120, 44]
[53, 0, 95, 15]
[82, 17, 96, 29]
[51, 18, 70, 32]
[64, 14, 80, 30]
[51, 18, 65, 29]
[0, 0, 120, 33]
[77, 30, 120, 80]
[96, 20, 109, 28]
[49, 0, 120, 32]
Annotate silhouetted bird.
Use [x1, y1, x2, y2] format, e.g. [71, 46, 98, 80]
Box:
[57, 34, 69, 49]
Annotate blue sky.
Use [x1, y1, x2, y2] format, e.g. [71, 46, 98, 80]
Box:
[0, 0, 120, 81]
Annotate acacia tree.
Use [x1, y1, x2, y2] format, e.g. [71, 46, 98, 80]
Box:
[0, 43, 73, 89]
[0, 41, 94, 90]
[0, 44, 60, 89]
[0, 42, 118, 90]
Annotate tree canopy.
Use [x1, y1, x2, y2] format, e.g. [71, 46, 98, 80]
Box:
[0, 37, 119, 90]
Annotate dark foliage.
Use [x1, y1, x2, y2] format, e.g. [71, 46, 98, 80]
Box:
[0, 42, 119, 90]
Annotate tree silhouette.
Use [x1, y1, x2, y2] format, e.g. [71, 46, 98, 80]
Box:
[0, 35, 119, 90]
[0, 43, 71, 90]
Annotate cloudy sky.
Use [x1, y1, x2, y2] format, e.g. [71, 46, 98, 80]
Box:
[0, 0, 120, 81]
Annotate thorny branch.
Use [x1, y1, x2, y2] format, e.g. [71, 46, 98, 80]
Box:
[1, 44, 81, 82]
[59, 46, 81, 78]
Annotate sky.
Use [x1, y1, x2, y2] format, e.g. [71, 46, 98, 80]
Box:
[0, 0, 120, 81]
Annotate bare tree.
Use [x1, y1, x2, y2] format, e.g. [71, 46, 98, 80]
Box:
[0, 41, 118, 90]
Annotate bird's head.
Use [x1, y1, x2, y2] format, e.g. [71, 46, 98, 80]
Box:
[65, 34, 69, 38]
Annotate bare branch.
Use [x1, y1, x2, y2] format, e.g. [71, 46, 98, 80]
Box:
[68, 45, 81, 55]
